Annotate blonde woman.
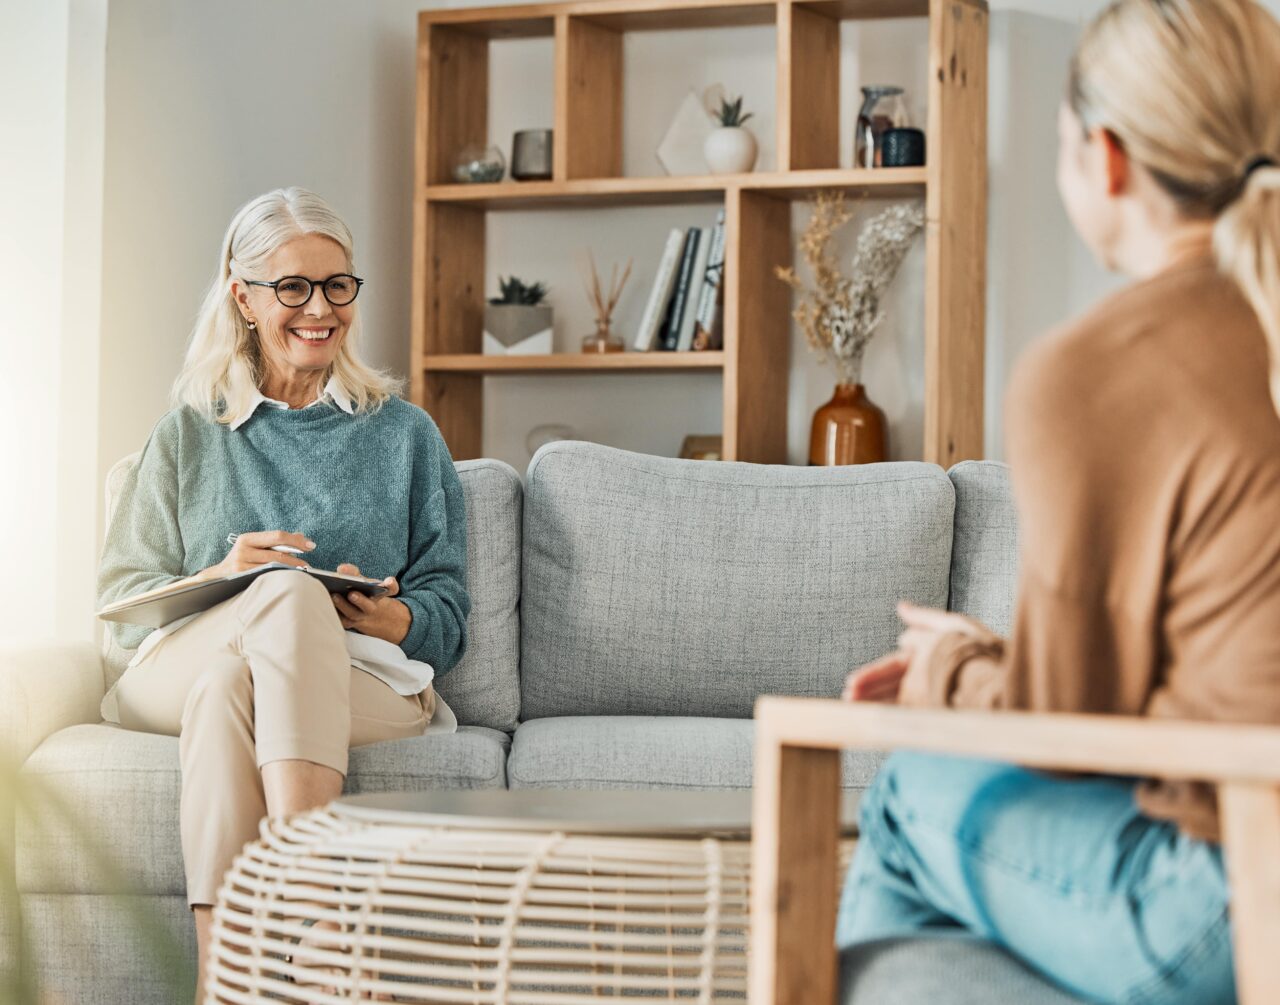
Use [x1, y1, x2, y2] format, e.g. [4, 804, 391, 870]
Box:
[96, 187, 469, 999]
[840, 1, 1280, 1002]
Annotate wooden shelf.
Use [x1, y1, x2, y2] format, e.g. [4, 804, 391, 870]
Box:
[421, 0, 773, 37]
[425, 352, 726, 374]
[412, 0, 988, 466]
[422, 169, 927, 209]
[418, 0, 929, 37]
[793, 0, 930, 19]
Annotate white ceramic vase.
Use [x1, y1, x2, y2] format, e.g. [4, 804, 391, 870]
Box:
[703, 126, 758, 175]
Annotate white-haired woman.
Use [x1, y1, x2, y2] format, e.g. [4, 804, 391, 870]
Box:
[97, 187, 469, 999]
[840, 1, 1280, 1002]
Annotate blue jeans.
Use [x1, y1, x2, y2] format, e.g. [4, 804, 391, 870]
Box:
[836, 752, 1235, 1005]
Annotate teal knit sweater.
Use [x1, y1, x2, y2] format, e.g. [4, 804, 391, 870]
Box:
[97, 396, 470, 675]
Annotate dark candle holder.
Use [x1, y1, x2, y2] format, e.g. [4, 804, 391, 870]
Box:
[881, 128, 926, 168]
[511, 129, 554, 181]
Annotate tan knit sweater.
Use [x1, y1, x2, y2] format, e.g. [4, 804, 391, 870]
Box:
[928, 255, 1280, 841]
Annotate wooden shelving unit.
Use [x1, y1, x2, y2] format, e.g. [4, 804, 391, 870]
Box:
[412, 0, 987, 465]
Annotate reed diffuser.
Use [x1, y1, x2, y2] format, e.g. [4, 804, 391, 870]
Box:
[581, 253, 633, 354]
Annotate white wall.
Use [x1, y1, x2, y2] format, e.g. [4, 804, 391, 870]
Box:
[0, 1, 68, 643]
[7, 0, 1202, 643]
[0, 0, 107, 645]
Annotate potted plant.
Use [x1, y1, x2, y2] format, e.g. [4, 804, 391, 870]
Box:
[483, 276, 553, 355]
[703, 95, 758, 175]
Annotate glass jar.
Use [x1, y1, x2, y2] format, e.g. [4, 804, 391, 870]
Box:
[581, 319, 624, 354]
[453, 144, 506, 184]
[854, 86, 910, 169]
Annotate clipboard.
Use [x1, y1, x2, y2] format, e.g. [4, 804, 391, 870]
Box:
[97, 563, 390, 628]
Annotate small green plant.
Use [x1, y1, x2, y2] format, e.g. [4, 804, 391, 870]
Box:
[715, 95, 754, 128]
[489, 276, 549, 306]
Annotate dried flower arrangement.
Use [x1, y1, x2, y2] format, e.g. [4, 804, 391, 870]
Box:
[775, 192, 925, 384]
[581, 253, 634, 352]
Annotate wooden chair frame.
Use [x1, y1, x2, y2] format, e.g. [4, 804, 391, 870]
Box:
[750, 697, 1280, 1005]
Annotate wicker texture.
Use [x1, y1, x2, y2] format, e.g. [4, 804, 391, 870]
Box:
[208, 805, 850, 1002]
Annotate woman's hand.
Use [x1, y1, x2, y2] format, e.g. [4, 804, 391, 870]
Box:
[842, 651, 912, 703]
[842, 601, 992, 706]
[192, 531, 315, 581]
[330, 564, 411, 645]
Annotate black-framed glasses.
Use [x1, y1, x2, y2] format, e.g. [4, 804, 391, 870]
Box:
[246, 273, 364, 308]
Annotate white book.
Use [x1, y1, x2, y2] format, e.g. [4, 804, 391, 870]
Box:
[633, 228, 687, 352]
[693, 214, 727, 339]
[675, 226, 713, 351]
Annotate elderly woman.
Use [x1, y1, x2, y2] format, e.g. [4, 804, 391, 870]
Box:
[96, 187, 469, 998]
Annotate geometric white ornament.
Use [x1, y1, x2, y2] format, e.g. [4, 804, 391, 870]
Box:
[656, 89, 718, 176]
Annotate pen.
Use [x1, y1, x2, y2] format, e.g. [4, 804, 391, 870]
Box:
[226, 533, 308, 557]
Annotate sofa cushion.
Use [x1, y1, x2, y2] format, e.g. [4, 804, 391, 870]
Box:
[22, 893, 195, 1005]
[946, 461, 1018, 635]
[100, 455, 523, 733]
[508, 715, 886, 791]
[434, 459, 522, 732]
[841, 935, 1087, 1004]
[16, 722, 510, 896]
[521, 443, 954, 719]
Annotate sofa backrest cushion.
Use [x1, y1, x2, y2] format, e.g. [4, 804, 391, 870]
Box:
[100, 454, 523, 733]
[520, 442, 956, 720]
[946, 461, 1019, 635]
[443, 460, 522, 732]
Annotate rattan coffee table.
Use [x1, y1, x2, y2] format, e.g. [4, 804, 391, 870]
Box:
[207, 788, 856, 1003]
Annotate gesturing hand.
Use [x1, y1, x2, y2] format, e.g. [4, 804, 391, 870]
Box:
[842, 601, 992, 706]
[330, 563, 412, 646]
[842, 651, 912, 703]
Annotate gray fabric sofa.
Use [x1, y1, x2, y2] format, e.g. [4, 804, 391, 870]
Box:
[3, 441, 1086, 1003]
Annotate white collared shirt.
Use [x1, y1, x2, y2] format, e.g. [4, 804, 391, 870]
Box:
[106, 378, 456, 730]
[227, 376, 355, 430]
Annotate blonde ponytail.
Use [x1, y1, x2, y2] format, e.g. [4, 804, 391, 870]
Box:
[1215, 164, 1280, 413]
[1072, 0, 1280, 415]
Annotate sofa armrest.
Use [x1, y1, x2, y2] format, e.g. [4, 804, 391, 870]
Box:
[0, 640, 104, 768]
[749, 698, 1280, 1005]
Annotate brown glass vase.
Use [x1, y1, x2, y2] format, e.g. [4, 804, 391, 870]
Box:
[809, 382, 888, 465]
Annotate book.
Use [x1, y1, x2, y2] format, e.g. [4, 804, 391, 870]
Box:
[693, 211, 728, 350]
[675, 226, 713, 351]
[655, 284, 680, 351]
[96, 563, 390, 629]
[633, 228, 687, 352]
[662, 228, 702, 351]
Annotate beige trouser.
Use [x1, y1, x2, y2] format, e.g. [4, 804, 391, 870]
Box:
[112, 569, 434, 906]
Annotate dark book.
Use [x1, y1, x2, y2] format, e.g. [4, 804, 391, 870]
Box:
[662, 227, 702, 351]
[693, 212, 727, 350]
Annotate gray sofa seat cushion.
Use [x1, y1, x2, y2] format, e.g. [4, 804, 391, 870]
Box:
[100, 456, 523, 734]
[521, 442, 955, 720]
[841, 935, 1087, 1004]
[947, 461, 1018, 634]
[508, 715, 886, 791]
[17, 722, 510, 896]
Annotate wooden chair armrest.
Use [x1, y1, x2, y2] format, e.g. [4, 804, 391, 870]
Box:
[755, 697, 1280, 782]
[749, 697, 1280, 1005]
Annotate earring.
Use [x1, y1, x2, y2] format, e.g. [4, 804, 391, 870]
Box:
[246, 319, 257, 330]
